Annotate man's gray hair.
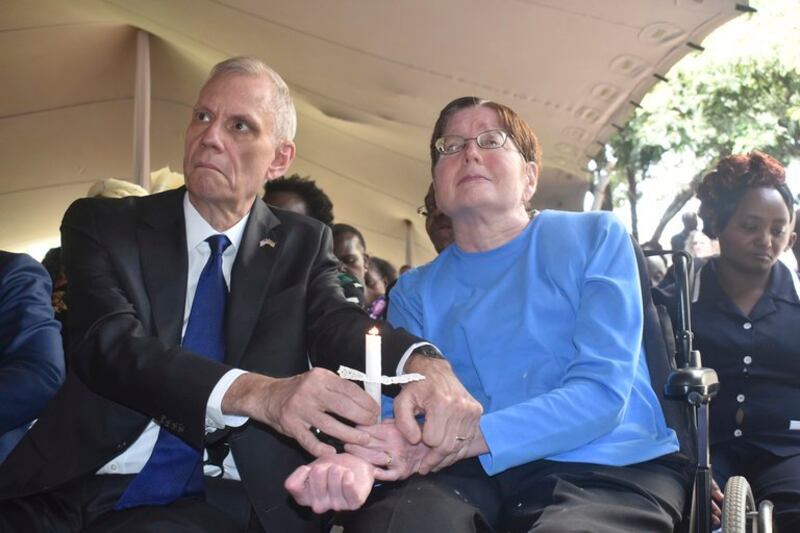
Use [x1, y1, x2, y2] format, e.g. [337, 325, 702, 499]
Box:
[207, 56, 297, 142]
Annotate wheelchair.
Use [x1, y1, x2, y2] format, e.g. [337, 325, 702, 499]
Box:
[637, 246, 775, 533]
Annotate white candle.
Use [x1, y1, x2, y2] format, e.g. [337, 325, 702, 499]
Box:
[365, 327, 382, 422]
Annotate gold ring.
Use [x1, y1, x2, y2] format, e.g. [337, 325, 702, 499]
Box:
[383, 451, 393, 467]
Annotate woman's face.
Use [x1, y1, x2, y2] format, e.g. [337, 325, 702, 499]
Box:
[432, 105, 536, 221]
[717, 187, 796, 275]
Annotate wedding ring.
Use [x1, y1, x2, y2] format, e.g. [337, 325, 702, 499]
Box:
[455, 436, 468, 443]
[383, 451, 393, 467]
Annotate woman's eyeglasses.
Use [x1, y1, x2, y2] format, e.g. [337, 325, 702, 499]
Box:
[434, 129, 513, 155]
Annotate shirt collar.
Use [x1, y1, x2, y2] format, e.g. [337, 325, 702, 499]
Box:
[183, 192, 250, 253]
[696, 256, 800, 307]
[765, 260, 800, 305]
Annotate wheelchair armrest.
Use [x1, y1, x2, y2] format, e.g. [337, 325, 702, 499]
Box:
[664, 367, 719, 405]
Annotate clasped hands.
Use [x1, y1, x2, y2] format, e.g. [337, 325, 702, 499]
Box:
[278, 356, 483, 513]
[284, 420, 424, 513]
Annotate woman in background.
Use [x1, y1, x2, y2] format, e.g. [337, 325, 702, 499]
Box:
[657, 151, 800, 530]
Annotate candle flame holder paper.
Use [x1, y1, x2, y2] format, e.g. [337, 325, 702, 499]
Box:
[337, 366, 426, 385]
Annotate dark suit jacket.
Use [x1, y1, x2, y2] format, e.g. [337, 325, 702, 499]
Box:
[0, 252, 65, 464]
[0, 188, 421, 532]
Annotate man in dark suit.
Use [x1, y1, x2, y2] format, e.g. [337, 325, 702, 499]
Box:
[0, 57, 481, 532]
[0, 252, 64, 464]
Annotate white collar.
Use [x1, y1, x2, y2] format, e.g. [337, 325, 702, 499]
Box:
[183, 192, 250, 253]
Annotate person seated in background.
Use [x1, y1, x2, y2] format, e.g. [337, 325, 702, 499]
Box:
[646, 255, 668, 287]
[263, 173, 334, 226]
[0, 251, 64, 464]
[364, 256, 397, 320]
[286, 96, 688, 532]
[685, 228, 718, 259]
[656, 151, 800, 530]
[671, 211, 699, 252]
[418, 183, 455, 254]
[40, 178, 153, 362]
[641, 240, 668, 287]
[40, 247, 68, 351]
[659, 228, 719, 290]
[332, 223, 370, 307]
[394, 185, 453, 281]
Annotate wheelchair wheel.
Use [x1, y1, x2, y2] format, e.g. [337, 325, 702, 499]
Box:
[722, 476, 757, 533]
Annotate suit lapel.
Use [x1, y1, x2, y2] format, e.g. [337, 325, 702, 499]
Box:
[137, 188, 188, 345]
[226, 198, 282, 367]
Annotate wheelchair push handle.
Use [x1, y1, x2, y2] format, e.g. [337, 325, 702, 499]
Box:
[643, 249, 719, 404]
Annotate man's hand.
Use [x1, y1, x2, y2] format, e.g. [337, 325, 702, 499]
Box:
[711, 478, 723, 527]
[222, 368, 379, 457]
[345, 419, 429, 482]
[393, 355, 483, 474]
[284, 453, 377, 513]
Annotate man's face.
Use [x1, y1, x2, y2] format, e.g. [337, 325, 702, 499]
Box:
[646, 256, 667, 287]
[183, 73, 294, 216]
[423, 184, 454, 253]
[334, 232, 368, 285]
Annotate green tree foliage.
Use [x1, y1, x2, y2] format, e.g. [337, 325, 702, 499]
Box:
[606, 111, 666, 241]
[592, 0, 800, 242]
[597, 58, 800, 242]
[693, 60, 800, 160]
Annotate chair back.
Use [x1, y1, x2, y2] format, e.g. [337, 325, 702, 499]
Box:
[631, 239, 696, 465]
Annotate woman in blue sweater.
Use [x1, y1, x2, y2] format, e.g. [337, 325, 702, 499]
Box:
[287, 97, 687, 532]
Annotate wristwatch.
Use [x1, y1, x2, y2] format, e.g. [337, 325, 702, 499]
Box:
[412, 344, 445, 360]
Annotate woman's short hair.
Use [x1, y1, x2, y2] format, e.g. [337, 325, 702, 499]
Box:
[429, 96, 542, 175]
[696, 150, 794, 239]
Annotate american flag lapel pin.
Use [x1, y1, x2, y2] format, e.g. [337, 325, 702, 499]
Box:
[259, 237, 276, 248]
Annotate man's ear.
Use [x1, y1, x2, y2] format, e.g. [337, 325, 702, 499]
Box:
[523, 161, 538, 203]
[266, 140, 296, 180]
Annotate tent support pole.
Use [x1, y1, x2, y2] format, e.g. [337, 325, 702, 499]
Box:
[404, 219, 414, 267]
[133, 30, 151, 190]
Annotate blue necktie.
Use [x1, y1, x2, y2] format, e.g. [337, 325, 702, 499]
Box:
[115, 234, 232, 510]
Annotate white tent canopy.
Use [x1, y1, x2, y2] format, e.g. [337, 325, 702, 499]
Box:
[0, 0, 745, 267]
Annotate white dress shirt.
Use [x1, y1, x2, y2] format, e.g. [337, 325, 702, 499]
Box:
[97, 193, 249, 480]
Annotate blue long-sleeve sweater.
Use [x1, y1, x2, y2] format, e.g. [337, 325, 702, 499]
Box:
[387, 210, 678, 475]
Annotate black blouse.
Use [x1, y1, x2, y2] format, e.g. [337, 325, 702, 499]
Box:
[655, 258, 800, 456]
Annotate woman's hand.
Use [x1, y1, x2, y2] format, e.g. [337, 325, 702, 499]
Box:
[284, 453, 377, 514]
[394, 356, 483, 474]
[345, 419, 430, 481]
